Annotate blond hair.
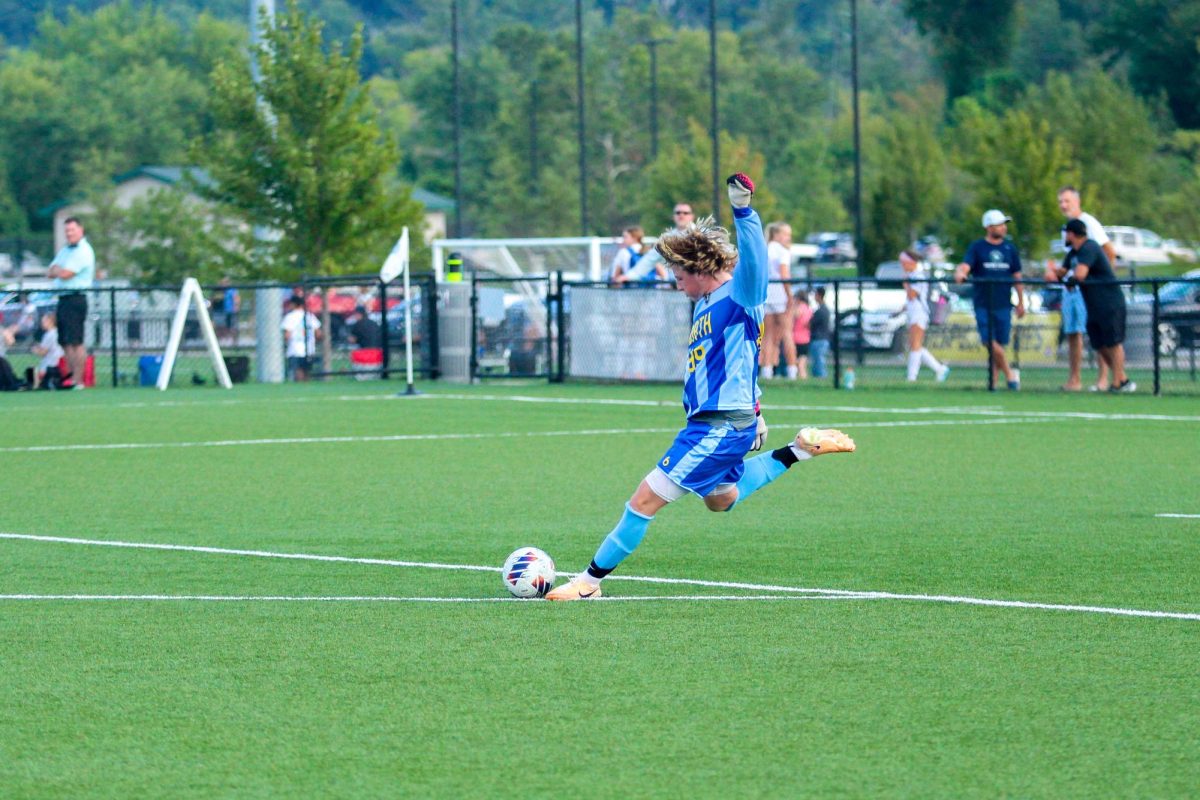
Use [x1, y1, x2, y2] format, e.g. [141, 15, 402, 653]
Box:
[654, 215, 738, 277]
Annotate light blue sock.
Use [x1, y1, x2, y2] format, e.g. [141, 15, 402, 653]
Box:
[591, 503, 654, 571]
[727, 452, 789, 510]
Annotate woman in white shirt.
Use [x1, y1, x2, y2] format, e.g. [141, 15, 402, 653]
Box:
[761, 222, 797, 379]
[901, 250, 949, 383]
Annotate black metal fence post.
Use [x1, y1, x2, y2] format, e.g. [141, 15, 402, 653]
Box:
[554, 271, 566, 383]
[832, 280, 841, 389]
[1152, 279, 1160, 396]
[109, 287, 118, 387]
[427, 274, 441, 380]
[380, 278, 390, 380]
[855, 279, 864, 367]
[469, 272, 478, 383]
[986, 281, 995, 391]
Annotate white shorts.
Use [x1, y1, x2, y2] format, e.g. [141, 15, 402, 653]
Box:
[906, 299, 929, 329]
[764, 284, 788, 314]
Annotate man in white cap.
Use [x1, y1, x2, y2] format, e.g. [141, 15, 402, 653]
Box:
[955, 210, 1025, 390]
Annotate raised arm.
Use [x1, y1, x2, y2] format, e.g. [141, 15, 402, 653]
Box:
[727, 173, 768, 308]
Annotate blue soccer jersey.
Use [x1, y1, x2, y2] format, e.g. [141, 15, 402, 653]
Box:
[682, 208, 767, 418]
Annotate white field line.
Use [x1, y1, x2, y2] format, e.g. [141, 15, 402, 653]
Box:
[7, 388, 1200, 423]
[0, 593, 864, 604]
[0, 416, 1056, 454]
[426, 393, 1200, 423]
[4, 532, 1199, 622]
[1156, 513, 1200, 519]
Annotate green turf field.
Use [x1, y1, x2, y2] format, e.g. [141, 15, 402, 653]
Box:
[3, 381, 1199, 798]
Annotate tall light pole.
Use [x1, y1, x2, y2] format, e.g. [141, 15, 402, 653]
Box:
[642, 37, 670, 161]
[708, 0, 720, 225]
[575, 0, 589, 234]
[451, 0, 464, 237]
[851, 0, 864, 275]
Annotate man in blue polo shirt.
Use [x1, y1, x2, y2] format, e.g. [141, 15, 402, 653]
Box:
[955, 209, 1026, 390]
[47, 216, 95, 389]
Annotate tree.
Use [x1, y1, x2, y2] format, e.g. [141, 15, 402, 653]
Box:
[194, 0, 425, 369]
[0, 2, 242, 230]
[863, 105, 948, 270]
[904, 0, 1018, 101]
[108, 189, 257, 285]
[1098, 0, 1200, 129]
[947, 97, 1071, 258]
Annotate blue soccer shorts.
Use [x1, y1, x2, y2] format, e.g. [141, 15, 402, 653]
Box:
[656, 418, 757, 498]
[1061, 289, 1087, 335]
[974, 306, 1013, 346]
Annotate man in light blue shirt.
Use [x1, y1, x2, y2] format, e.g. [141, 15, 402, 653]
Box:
[47, 216, 95, 388]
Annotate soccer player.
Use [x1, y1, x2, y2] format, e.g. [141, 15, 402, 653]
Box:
[547, 174, 855, 601]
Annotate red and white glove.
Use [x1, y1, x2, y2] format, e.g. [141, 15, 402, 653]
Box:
[726, 173, 754, 209]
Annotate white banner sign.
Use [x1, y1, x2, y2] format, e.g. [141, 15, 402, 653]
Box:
[568, 287, 691, 381]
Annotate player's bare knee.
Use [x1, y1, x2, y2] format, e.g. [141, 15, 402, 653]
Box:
[704, 484, 738, 512]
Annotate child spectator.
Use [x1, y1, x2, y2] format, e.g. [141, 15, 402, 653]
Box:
[31, 311, 65, 389]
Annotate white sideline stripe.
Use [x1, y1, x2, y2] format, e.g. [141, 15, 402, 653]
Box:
[1156, 513, 1200, 519]
[4, 532, 1198, 622]
[427, 394, 1200, 423]
[0, 593, 864, 604]
[0, 417, 1054, 454]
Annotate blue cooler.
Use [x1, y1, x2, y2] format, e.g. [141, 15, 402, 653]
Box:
[139, 355, 163, 387]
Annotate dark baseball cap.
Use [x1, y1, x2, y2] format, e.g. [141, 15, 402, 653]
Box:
[1064, 218, 1088, 237]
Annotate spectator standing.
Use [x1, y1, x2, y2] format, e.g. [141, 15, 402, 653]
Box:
[792, 289, 812, 380]
[954, 210, 1026, 390]
[1049, 186, 1117, 391]
[901, 250, 950, 383]
[281, 295, 321, 381]
[809, 286, 832, 378]
[218, 277, 241, 344]
[610, 226, 661, 285]
[1062, 218, 1135, 392]
[347, 306, 383, 349]
[761, 222, 797, 379]
[46, 217, 95, 389]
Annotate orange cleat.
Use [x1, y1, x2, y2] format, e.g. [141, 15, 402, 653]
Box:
[545, 576, 604, 601]
[795, 427, 856, 456]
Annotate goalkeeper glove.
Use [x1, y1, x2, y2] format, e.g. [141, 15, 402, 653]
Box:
[752, 410, 768, 451]
[726, 173, 754, 209]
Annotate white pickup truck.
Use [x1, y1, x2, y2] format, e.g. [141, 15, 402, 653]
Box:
[1104, 227, 1196, 266]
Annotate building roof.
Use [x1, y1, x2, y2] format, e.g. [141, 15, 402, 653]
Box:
[40, 165, 452, 217]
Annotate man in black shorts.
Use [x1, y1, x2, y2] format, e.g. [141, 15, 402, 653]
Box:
[1062, 218, 1134, 392]
[47, 217, 95, 389]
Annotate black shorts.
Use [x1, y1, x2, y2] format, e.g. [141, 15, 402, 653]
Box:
[794, 342, 810, 356]
[57, 293, 87, 346]
[1085, 303, 1125, 350]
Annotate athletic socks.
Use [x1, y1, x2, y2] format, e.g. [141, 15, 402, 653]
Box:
[908, 348, 945, 381]
[586, 503, 654, 578]
[726, 446, 808, 510]
[907, 350, 921, 381]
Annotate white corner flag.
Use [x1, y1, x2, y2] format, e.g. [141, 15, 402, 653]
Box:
[380, 228, 418, 394]
[380, 228, 409, 284]
[157, 277, 233, 390]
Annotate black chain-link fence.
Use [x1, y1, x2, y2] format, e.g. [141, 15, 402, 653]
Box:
[1, 275, 438, 390]
[555, 274, 1200, 396]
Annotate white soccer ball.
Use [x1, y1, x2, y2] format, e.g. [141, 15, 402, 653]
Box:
[502, 547, 556, 598]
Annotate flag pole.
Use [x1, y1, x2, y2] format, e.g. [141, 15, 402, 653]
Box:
[380, 228, 420, 396]
[400, 227, 418, 395]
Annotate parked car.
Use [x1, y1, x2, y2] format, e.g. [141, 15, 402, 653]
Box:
[806, 232, 857, 263]
[1104, 226, 1196, 266]
[1130, 269, 1200, 356]
[822, 283, 908, 352]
